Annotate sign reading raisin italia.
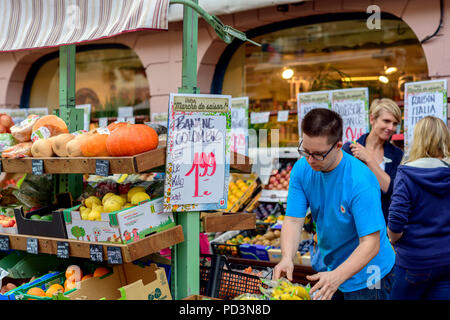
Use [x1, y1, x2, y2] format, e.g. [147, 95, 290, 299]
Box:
[404, 79, 448, 152]
[164, 94, 231, 212]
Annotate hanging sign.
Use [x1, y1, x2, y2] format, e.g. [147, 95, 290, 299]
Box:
[0, 235, 9, 251]
[164, 93, 231, 212]
[404, 79, 448, 152]
[107, 247, 123, 265]
[26, 238, 38, 255]
[96, 160, 110, 177]
[277, 110, 290, 122]
[250, 112, 270, 124]
[230, 97, 249, 156]
[89, 244, 104, 262]
[297, 90, 332, 137]
[32, 160, 44, 175]
[331, 88, 369, 143]
[151, 112, 169, 126]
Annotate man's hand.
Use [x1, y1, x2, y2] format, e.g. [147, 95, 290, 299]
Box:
[273, 258, 294, 281]
[306, 270, 345, 300]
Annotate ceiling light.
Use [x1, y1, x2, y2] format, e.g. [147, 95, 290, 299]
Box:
[385, 67, 398, 74]
[281, 68, 294, 79]
[378, 75, 389, 84]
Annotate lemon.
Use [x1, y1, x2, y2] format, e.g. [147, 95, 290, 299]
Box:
[127, 186, 146, 202]
[81, 208, 90, 220]
[102, 193, 116, 205]
[85, 196, 101, 209]
[79, 206, 88, 212]
[88, 208, 102, 221]
[109, 195, 126, 206]
[104, 199, 122, 213]
[130, 192, 151, 205]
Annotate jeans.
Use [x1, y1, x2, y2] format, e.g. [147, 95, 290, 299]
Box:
[331, 267, 395, 300]
[390, 264, 450, 300]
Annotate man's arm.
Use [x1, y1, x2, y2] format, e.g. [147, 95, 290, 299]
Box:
[273, 216, 304, 281]
[387, 228, 403, 244]
[307, 231, 380, 300]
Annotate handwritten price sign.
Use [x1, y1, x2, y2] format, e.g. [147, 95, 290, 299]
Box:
[230, 97, 249, 156]
[164, 94, 231, 212]
[297, 90, 331, 137]
[331, 88, 369, 144]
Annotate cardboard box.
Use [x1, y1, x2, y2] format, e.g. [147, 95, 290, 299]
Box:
[63, 197, 175, 244]
[13, 193, 73, 239]
[60, 263, 172, 300]
[239, 244, 271, 261]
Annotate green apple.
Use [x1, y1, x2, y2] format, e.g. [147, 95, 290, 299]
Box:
[30, 214, 41, 220]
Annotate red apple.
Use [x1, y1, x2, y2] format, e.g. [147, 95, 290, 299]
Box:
[275, 174, 281, 180]
[271, 169, 279, 176]
[269, 176, 277, 184]
[267, 184, 274, 190]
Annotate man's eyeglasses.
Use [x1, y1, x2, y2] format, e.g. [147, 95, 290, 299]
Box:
[298, 140, 338, 161]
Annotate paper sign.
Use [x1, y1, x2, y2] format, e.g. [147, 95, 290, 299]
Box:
[297, 90, 331, 136]
[230, 97, 249, 156]
[99, 117, 108, 128]
[107, 247, 123, 264]
[28, 107, 49, 117]
[164, 93, 231, 212]
[331, 88, 369, 143]
[57, 241, 70, 259]
[404, 80, 448, 152]
[250, 112, 270, 124]
[125, 117, 135, 124]
[89, 244, 103, 262]
[0, 236, 9, 251]
[118, 106, 133, 118]
[277, 110, 290, 122]
[1, 109, 27, 124]
[151, 112, 168, 126]
[26, 238, 38, 254]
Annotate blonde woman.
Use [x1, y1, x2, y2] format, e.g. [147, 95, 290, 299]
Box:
[343, 98, 403, 222]
[388, 116, 450, 300]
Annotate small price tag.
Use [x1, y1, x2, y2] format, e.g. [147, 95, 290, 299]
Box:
[0, 235, 9, 251]
[277, 110, 290, 122]
[57, 241, 70, 259]
[95, 160, 109, 177]
[26, 238, 38, 254]
[107, 247, 123, 265]
[98, 117, 108, 128]
[32, 160, 44, 175]
[89, 244, 103, 262]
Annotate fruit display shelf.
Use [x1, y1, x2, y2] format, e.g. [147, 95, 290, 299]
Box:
[0, 148, 252, 174]
[0, 225, 183, 263]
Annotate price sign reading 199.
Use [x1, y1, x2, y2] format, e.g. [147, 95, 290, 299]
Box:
[185, 152, 216, 198]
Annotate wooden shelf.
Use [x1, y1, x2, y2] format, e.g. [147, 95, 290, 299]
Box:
[201, 212, 256, 232]
[0, 225, 184, 263]
[0, 148, 251, 174]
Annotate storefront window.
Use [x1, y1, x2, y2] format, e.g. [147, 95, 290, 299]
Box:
[27, 46, 149, 119]
[220, 16, 428, 147]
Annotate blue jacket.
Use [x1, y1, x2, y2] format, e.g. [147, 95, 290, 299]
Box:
[388, 158, 450, 269]
[342, 133, 404, 223]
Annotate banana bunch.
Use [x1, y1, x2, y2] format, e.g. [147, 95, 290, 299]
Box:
[260, 278, 311, 300]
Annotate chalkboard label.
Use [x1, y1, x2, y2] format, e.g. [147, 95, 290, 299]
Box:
[0, 235, 9, 251]
[95, 160, 109, 177]
[26, 238, 38, 254]
[32, 159, 44, 175]
[89, 244, 103, 262]
[107, 246, 123, 264]
[57, 241, 70, 259]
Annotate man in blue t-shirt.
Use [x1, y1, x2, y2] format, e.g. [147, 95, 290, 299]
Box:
[273, 108, 395, 300]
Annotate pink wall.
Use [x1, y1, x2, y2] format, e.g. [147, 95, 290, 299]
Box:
[0, 0, 449, 122]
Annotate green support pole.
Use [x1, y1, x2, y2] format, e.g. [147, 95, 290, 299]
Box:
[171, 1, 200, 300]
[56, 44, 84, 200]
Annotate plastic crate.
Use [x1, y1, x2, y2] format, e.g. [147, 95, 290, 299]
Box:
[13, 271, 77, 300]
[200, 254, 267, 300]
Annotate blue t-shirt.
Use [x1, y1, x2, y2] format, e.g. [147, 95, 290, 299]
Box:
[286, 151, 395, 292]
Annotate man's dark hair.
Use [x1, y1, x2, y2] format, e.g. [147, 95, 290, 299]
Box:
[301, 108, 343, 144]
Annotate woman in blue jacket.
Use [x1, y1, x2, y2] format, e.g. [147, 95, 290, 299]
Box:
[343, 98, 403, 222]
[388, 116, 450, 300]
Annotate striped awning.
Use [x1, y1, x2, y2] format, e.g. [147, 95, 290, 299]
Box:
[0, 0, 169, 52]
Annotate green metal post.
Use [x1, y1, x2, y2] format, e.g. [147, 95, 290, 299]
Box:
[171, 1, 201, 300]
[57, 44, 84, 200]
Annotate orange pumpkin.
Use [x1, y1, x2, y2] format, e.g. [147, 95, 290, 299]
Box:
[107, 121, 129, 132]
[80, 131, 110, 157]
[32, 115, 69, 136]
[106, 124, 158, 156]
